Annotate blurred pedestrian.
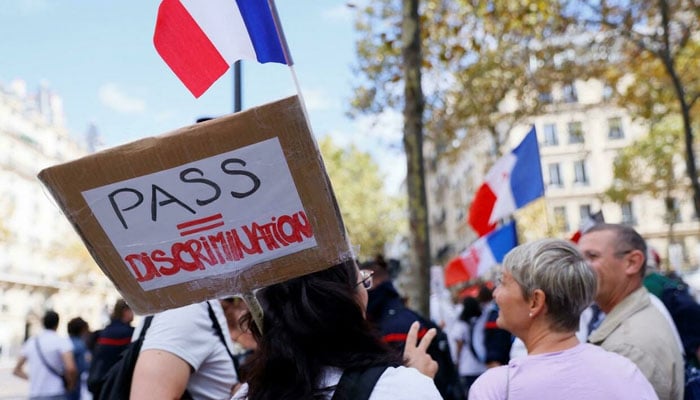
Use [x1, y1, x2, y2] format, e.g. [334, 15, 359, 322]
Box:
[67, 317, 90, 400]
[580, 224, 684, 400]
[470, 239, 657, 399]
[87, 299, 134, 398]
[450, 296, 486, 395]
[13, 310, 78, 399]
[362, 254, 465, 400]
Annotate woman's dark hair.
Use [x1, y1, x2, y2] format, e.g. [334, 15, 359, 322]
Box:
[459, 297, 482, 323]
[241, 259, 401, 400]
[67, 317, 88, 337]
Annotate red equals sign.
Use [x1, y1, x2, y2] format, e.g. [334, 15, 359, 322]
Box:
[177, 213, 225, 237]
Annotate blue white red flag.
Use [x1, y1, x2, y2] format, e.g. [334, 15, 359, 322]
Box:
[154, 0, 291, 98]
[444, 221, 518, 287]
[468, 127, 544, 236]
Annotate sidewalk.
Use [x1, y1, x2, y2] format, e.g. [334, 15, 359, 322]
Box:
[0, 360, 28, 400]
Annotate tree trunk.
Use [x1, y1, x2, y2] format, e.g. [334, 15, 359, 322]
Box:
[401, 0, 430, 317]
[669, 71, 700, 218]
[657, 0, 700, 218]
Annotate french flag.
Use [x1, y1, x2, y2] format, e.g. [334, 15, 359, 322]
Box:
[444, 221, 518, 287]
[468, 127, 544, 237]
[154, 0, 291, 98]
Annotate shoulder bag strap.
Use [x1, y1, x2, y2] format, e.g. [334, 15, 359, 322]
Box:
[34, 337, 63, 378]
[331, 365, 389, 400]
[206, 301, 240, 376]
[468, 319, 480, 361]
[139, 315, 154, 340]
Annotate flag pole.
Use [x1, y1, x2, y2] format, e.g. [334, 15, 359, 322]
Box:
[268, 0, 358, 269]
[233, 61, 242, 112]
[267, 1, 310, 123]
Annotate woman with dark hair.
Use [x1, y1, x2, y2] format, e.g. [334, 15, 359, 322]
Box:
[232, 259, 441, 400]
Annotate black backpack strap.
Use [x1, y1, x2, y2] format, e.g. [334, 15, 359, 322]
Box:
[206, 301, 240, 376]
[331, 365, 388, 400]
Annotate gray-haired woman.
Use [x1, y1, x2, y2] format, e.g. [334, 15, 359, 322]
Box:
[469, 238, 658, 400]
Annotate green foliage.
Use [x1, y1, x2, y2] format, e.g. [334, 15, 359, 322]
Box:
[319, 136, 406, 259]
[605, 117, 688, 202]
[564, 0, 700, 215]
[350, 0, 607, 163]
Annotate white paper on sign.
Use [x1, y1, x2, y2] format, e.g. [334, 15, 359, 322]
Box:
[81, 137, 317, 291]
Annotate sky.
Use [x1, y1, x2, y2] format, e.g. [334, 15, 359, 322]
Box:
[0, 0, 405, 192]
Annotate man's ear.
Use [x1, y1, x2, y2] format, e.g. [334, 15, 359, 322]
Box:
[624, 249, 645, 276]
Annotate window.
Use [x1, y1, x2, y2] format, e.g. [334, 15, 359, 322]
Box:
[665, 197, 682, 223]
[579, 204, 592, 222]
[548, 163, 562, 187]
[621, 202, 636, 225]
[539, 91, 553, 104]
[543, 123, 558, 146]
[553, 206, 569, 231]
[573, 160, 589, 185]
[568, 121, 584, 144]
[602, 84, 614, 101]
[608, 117, 624, 139]
[562, 82, 578, 103]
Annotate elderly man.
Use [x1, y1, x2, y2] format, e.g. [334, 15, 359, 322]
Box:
[579, 223, 684, 400]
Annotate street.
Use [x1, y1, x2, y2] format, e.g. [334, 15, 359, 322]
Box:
[0, 359, 27, 399]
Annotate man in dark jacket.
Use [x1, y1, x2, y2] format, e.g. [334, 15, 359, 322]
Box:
[362, 256, 465, 400]
[87, 299, 134, 399]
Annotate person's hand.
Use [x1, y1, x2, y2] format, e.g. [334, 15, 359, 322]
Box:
[403, 321, 438, 378]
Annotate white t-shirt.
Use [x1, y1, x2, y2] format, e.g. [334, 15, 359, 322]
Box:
[135, 301, 238, 400]
[450, 320, 487, 376]
[231, 365, 441, 400]
[21, 330, 73, 397]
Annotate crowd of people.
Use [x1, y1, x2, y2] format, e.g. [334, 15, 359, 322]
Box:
[10, 222, 700, 399]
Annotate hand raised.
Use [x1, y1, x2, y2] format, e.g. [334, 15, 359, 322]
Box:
[403, 321, 438, 378]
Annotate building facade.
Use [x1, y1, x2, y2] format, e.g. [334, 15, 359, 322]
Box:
[0, 80, 117, 363]
[427, 78, 700, 275]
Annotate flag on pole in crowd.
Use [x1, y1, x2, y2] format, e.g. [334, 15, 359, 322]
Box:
[570, 210, 604, 243]
[154, 0, 292, 98]
[468, 127, 544, 237]
[444, 220, 518, 287]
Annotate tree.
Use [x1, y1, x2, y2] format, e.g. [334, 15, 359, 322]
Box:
[318, 136, 406, 260]
[351, 1, 597, 159]
[605, 117, 689, 242]
[401, 0, 431, 317]
[565, 0, 700, 218]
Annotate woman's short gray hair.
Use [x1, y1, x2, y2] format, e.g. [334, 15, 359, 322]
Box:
[503, 238, 597, 332]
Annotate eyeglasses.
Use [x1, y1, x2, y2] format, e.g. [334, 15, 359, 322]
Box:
[614, 249, 634, 258]
[356, 270, 374, 290]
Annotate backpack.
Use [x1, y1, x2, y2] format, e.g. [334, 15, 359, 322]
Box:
[659, 279, 700, 361]
[647, 273, 700, 400]
[95, 315, 153, 400]
[331, 365, 389, 400]
[98, 302, 239, 400]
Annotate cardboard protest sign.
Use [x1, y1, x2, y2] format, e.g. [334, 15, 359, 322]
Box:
[38, 96, 351, 314]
